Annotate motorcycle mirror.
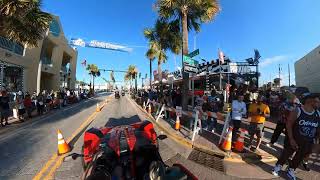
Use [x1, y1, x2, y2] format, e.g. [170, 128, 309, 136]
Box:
[157, 134, 167, 140]
[63, 153, 84, 162]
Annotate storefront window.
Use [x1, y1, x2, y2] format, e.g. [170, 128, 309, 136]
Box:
[0, 61, 24, 93]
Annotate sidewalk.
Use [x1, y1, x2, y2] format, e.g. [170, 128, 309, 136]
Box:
[131, 97, 320, 179]
[0, 93, 108, 135]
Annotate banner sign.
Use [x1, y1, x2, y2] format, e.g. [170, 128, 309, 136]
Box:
[70, 38, 132, 52]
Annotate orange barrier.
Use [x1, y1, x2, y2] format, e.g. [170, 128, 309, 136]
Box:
[221, 127, 233, 152]
[57, 130, 71, 155]
[234, 128, 247, 152]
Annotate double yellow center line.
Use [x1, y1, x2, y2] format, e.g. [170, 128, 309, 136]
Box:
[33, 97, 111, 180]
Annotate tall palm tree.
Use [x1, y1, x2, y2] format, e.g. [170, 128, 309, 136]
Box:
[0, 0, 53, 47]
[145, 49, 155, 89]
[125, 65, 138, 92]
[86, 64, 101, 94]
[156, 0, 220, 108]
[144, 19, 182, 95]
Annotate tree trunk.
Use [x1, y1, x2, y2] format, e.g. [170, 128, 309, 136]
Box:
[92, 75, 95, 95]
[158, 61, 163, 97]
[149, 59, 152, 89]
[181, 12, 189, 110]
[182, 12, 189, 55]
[135, 74, 137, 92]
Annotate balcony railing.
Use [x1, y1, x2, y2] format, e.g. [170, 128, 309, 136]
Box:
[0, 36, 24, 55]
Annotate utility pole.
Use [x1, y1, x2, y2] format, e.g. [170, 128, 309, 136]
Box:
[288, 64, 291, 86]
[278, 64, 281, 90]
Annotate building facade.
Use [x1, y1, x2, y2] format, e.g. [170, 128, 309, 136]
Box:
[295, 45, 320, 93]
[0, 15, 77, 93]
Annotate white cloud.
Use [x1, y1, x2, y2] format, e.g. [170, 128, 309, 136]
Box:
[260, 55, 289, 67]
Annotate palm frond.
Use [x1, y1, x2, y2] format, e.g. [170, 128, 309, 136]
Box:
[0, 0, 52, 47]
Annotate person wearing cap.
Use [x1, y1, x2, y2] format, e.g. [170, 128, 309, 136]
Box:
[248, 95, 270, 151]
[272, 94, 320, 180]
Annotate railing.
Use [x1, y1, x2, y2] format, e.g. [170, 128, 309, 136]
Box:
[0, 36, 24, 55]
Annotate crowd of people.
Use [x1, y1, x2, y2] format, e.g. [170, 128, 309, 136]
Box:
[135, 86, 319, 180]
[0, 88, 89, 127]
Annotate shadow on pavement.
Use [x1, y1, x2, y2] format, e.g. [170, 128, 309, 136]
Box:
[105, 115, 141, 127]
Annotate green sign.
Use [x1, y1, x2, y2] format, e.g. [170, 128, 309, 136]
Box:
[183, 55, 199, 66]
[188, 49, 199, 58]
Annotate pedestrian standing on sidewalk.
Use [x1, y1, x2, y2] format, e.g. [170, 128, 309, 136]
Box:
[37, 92, 45, 115]
[266, 94, 297, 147]
[24, 93, 33, 118]
[248, 95, 270, 151]
[0, 90, 10, 126]
[16, 91, 25, 122]
[301, 95, 320, 171]
[231, 94, 247, 143]
[272, 94, 320, 180]
[31, 91, 37, 108]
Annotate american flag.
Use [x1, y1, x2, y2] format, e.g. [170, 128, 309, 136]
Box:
[218, 49, 224, 64]
[81, 59, 87, 67]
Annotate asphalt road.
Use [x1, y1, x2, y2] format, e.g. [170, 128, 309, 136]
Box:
[54, 94, 195, 179]
[0, 93, 205, 180]
[0, 93, 110, 180]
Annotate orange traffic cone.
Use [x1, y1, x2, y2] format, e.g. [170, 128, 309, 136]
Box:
[221, 127, 233, 152]
[234, 128, 248, 152]
[175, 116, 180, 131]
[57, 129, 70, 155]
[96, 103, 100, 112]
[148, 104, 152, 114]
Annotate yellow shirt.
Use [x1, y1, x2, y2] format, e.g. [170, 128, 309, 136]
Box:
[248, 103, 270, 123]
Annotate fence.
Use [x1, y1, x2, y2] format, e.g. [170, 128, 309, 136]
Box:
[135, 97, 230, 144]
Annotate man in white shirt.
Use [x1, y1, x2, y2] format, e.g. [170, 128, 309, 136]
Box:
[231, 94, 247, 143]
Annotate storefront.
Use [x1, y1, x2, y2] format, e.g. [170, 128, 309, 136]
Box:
[0, 60, 24, 92]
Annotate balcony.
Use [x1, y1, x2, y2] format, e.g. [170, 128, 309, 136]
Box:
[0, 36, 24, 55]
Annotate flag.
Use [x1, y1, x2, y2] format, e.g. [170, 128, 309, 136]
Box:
[81, 59, 87, 67]
[218, 49, 224, 64]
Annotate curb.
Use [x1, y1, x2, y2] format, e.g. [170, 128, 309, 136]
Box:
[129, 97, 278, 164]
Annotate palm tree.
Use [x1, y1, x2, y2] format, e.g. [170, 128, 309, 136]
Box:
[86, 64, 101, 94]
[125, 65, 138, 92]
[0, 0, 53, 47]
[156, 0, 220, 108]
[144, 19, 182, 95]
[145, 49, 155, 89]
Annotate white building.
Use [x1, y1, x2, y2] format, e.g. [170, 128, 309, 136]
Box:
[295, 45, 320, 93]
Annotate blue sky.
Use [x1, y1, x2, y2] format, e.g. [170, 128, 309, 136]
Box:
[42, 0, 320, 86]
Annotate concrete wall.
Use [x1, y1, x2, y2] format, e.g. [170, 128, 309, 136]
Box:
[0, 15, 78, 93]
[295, 45, 320, 93]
